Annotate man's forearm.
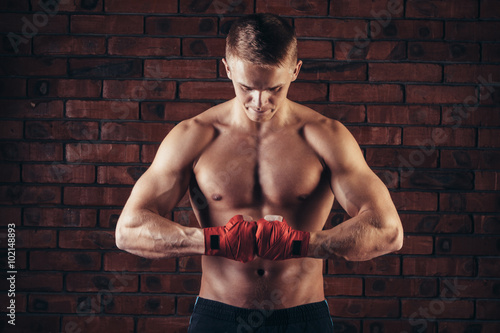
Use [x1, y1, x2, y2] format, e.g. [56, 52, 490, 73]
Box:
[116, 209, 205, 259]
[307, 210, 403, 261]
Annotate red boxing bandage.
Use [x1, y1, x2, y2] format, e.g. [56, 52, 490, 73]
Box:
[204, 215, 257, 263]
[256, 218, 310, 260]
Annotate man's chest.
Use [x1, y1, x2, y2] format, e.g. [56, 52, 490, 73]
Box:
[193, 130, 326, 207]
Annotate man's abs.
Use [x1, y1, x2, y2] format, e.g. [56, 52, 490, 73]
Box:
[199, 255, 325, 309]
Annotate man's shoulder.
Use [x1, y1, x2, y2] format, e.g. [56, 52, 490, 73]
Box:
[293, 102, 345, 137]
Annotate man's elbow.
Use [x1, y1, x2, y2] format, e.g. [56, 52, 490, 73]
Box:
[115, 215, 133, 251]
[387, 222, 404, 253]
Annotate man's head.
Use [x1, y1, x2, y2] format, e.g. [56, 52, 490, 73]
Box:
[223, 14, 302, 123]
[225, 13, 297, 67]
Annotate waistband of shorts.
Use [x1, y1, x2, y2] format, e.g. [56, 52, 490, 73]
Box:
[192, 297, 331, 326]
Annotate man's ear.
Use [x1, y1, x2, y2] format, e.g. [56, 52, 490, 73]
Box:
[222, 58, 232, 79]
[291, 60, 302, 82]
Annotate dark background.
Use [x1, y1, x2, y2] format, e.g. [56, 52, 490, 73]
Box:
[1, 0, 499, 332]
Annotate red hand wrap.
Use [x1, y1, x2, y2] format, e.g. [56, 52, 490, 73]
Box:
[256, 218, 310, 260]
[204, 215, 257, 263]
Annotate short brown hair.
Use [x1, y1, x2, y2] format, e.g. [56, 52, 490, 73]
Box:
[225, 13, 297, 67]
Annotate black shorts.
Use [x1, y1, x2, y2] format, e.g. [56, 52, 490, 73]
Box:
[188, 297, 334, 333]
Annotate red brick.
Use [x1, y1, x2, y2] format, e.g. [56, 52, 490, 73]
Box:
[391, 191, 438, 211]
[3, 99, 63, 118]
[68, 142, 138, 163]
[481, 0, 500, 17]
[59, 230, 116, 249]
[182, 38, 226, 57]
[64, 187, 131, 206]
[28, 78, 102, 98]
[0, 142, 63, 162]
[401, 170, 473, 190]
[141, 144, 160, 163]
[178, 256, 202, 273]
[347, 126, 401, 145]
[30, 251, 101, 271]
[441, 150, 500, 170]
[141, 274, 201, 294]
[146, 17, 217, 35]
[482, 43, 500, 62]
[0, 163, 19, 182]
[0, 121, 22, 139]
[99, 209, 121, 229]
[295, 18, 367, 38]
[23, 164, 95, 184]
[4, 315, 59, 332]
[31, 0, 103, 11]
[299, 61, 366, 81]
[446, 21, 500, 41]
[66, 272, 138, 292]
[66, 100, 139, 120]
[71, 15, 143, 34]
[25, 121, 99, 140]
[0, 13, 68, 33]
[323, 277, 363, 296]
[474, 215, 500, 233]
[179, 81, 234, 100]
[335, 41, 405, 61]
[145, 59, 217, 79]
[97, 165, 147, 185]
[369, 63, 441, 82]
[330, 83, 403, 103]
[179, 0, 252, 14]
[28, 293, 79, 313]
[440, 279, 500, 299]
[104, 295, 175, 315]
[0, 78, 25, 97]
[16, 229, 56, 248]
[406, 85, 476, 104]
[364, 320, 436, 333]
[331, 0, 403, 17]
[402, 299, 473, 319]
[404, 127, 475, 147]
[436, 236, 499, 255]
[403, 257, 474, 276]
[368, 105, 440, 125]
[475, 172, 500, 191]
[478, 258, 500, 277]
[444, 64, 500, 83]
[106, 0, 176, 13]
[17, 272, 63, 292]
[141, 102, 212, 121]
[366, 147, 438, 168]
[366, 277, 437, 297]
[440, 192, 500, 213]
[289, 82, 328, 102]
[408, 42, 480, 61]
[0, 185, 61, 205]
[69, 58, 142, 78]
[1, 0, 29, 11]
[442, 106, 500, 127]
[406, 0, 478, 18]
[439, 322, 500, 333]
[62, 316, 134, 333]
[402, 214, 472, 233]
[397, 235, 433, 255]
[103, 80, 176, 100]
[306, 104, 365, 123]
[479, 128, 500, 147]
[0, 56, 66, 76]
[328, 256, 400, 275]
[34, 36, 105, 55]
[24, 207, 97, 227]
[257, 0, 328, 15]
[370, 19, 443, 39]
[103, 252, 176, 272]
[101, 122, 174, 142]
[177, 296, 197, 315]
[297, 40, 332, 59]
[137, 317, 190, 333]
[328, 298, 399, 318]
[478, 84, 499, 106]
[108, 37, 180, 56]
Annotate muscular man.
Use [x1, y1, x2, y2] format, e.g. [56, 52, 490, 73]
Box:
[116, 13, 403, 332]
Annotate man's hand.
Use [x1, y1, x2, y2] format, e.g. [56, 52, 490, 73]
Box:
[204, 215, 257, 263]
[256, 217, 310, 260]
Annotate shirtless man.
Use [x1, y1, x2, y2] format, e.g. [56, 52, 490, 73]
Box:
[115, 13, 403, 332]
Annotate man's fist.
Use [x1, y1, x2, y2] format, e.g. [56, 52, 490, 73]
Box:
[256, 217, 310, 260]
[204, 215, 257, 263]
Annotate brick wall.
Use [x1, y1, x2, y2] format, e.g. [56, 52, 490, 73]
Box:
[1, 0, 499, 332]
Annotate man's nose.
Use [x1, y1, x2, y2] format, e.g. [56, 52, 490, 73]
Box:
[252, 91, 266, 107]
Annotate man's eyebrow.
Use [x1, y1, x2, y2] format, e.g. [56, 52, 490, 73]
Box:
[238, 83, 283, 90]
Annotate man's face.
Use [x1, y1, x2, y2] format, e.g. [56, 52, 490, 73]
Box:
[223, 56, 302, 123]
